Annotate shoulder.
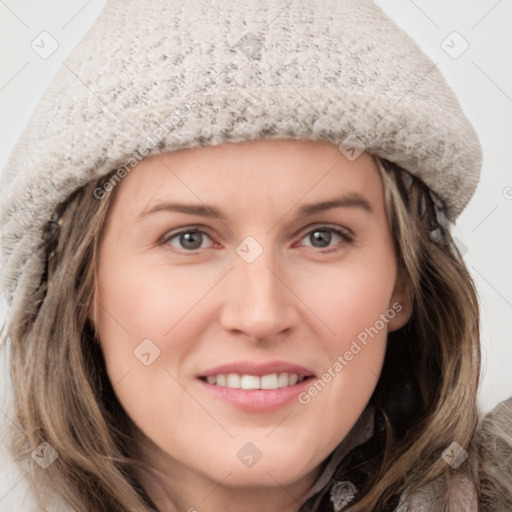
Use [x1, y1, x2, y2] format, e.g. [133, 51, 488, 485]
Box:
[477, 397, 512, 512]
[398, 397, 512, 512]
[329, 397, 512, 512]
[395, 469, 478, 511]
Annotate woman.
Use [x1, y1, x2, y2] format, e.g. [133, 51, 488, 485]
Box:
[1, 0, 511, 511]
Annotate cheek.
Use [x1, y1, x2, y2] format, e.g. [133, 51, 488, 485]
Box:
[305, 243, 397, 349]
[94, 248, 221, 406]
[294, 242, 396, 430]
[94, 254, 213, 440]
[96, 250, 212, 352]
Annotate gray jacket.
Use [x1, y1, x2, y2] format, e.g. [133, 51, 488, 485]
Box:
[327, 397, 512, 512]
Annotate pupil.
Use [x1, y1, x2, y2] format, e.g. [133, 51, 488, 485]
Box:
[181, 231, 202, 249]
[311, 230, 331, 247]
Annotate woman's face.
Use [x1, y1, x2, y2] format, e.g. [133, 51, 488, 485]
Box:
[93, 139, 410, 504]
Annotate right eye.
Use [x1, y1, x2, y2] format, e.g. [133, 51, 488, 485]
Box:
[160, 228, 216, 253]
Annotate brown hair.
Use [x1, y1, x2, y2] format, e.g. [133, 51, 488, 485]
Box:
[1, 154, 481, 512]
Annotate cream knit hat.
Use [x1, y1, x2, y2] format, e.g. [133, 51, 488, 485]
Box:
[0, 0, 482, 307]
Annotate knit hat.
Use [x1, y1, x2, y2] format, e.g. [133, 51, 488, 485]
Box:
[0, 0, 482, 308]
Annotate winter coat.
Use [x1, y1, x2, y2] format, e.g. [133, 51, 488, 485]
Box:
[304, 398, 512, 511]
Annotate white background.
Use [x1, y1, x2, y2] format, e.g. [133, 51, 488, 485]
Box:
[0, 1, 511, 509]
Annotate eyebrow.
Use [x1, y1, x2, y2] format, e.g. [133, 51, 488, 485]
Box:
[297, 193, 373, 216]
[138, 192, 373, 222]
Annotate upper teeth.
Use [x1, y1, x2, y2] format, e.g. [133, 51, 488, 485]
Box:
[205, 373, 304, 390]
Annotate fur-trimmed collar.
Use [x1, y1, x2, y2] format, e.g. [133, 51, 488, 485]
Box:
[328, 398, 512, 512]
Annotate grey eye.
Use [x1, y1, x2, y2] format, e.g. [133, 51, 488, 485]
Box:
[165, 230, 213, 251]
[302, 228, 346, 249]
[308, 229, 334, 247]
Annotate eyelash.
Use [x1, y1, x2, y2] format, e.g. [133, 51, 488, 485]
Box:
[159, 225, 355, 254]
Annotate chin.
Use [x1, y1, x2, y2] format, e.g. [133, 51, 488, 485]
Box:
[195, 447, 321, 489]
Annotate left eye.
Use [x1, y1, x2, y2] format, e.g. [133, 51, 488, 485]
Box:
[299, 227, 352, 249]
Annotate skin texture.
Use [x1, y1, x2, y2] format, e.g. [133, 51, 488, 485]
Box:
[92, 138, 412, 512]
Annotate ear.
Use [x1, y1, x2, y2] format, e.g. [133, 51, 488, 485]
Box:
[387, 274, 413, 332]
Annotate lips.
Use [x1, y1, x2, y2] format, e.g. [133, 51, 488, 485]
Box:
[197, 360, 316, 411]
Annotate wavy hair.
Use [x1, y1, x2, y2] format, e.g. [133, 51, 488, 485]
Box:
[1, 153, 481, 512]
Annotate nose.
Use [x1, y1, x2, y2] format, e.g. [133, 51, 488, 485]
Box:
[219, 244, 298, 344]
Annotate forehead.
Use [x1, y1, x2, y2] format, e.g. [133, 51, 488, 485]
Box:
[107, 138, 384, 220]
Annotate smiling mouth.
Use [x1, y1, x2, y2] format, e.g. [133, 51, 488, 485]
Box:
[199, 373, 314, 390]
